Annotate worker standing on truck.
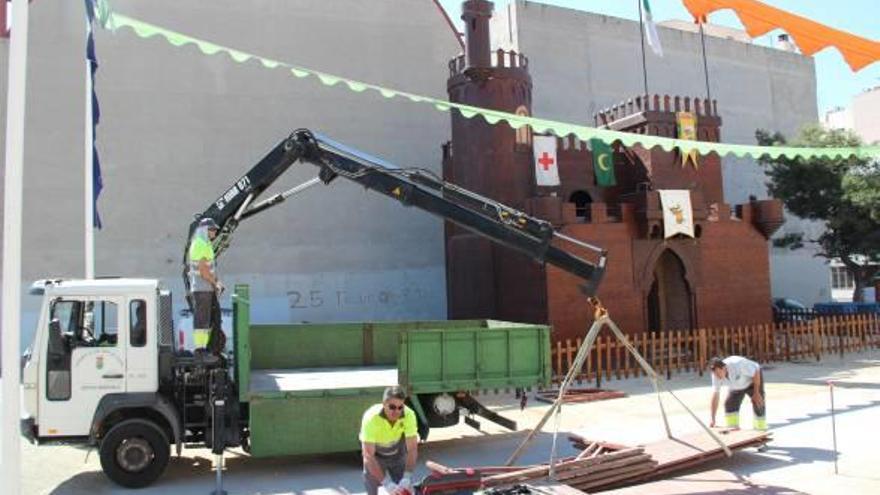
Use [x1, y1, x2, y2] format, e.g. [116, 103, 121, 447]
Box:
[708, 355, 767, 431]
[360, 386, 419, 495]
[187, 217, 225, 353]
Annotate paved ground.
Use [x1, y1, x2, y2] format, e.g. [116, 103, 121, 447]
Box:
[4, 349, 880, 494]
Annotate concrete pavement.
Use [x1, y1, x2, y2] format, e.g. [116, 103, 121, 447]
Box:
[4, 350, 879, 494]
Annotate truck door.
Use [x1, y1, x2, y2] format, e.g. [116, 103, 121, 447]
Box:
[38, 296, 127, 437]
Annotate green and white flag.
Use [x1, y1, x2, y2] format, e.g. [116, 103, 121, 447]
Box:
[591, 139, 616, 187]
[642, 0, 663, 57]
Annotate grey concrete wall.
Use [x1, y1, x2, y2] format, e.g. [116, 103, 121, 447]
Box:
[1, 0, 461, 348]
[493, 0, 828, 305]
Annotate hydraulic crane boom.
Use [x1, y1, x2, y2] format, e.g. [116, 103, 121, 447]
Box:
[183, 129, 606, 301]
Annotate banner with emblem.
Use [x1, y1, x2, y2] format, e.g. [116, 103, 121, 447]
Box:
[532, 135, 560, 186]
[659, 189, 695, 238]
[676, 111, 699, 169]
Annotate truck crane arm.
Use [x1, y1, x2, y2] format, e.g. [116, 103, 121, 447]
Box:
[183, 129, 606, 301]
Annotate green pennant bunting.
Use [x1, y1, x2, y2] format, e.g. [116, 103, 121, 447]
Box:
[102, 11, 880, 162]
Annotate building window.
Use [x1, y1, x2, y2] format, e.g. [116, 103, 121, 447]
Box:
[831, 266, 855, 290]
[514, 106, 531, 146]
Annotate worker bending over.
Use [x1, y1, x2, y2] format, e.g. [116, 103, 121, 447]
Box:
[709, 355, 766, 431]
[360, 386, 418, 495]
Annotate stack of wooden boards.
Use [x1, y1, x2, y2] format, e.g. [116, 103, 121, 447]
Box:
[481, 445, 657, 491]
[425, 429, 771, 493]
[570, 429, 772, 480]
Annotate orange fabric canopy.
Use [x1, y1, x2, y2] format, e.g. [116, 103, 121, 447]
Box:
[682, 0, 880, 71]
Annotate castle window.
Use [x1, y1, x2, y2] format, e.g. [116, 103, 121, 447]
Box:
[569, 190, 592, 218]
[514, 105, 531, 146]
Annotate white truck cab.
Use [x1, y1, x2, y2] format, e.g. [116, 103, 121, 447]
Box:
[21, 278, 181, 488]
[23, 279, 163, 436]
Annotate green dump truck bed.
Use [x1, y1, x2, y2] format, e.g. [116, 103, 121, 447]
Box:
[232, 285, 551, 457]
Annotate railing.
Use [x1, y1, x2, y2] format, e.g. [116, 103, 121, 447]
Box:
[448, 49, 529, 77]
[550, 313, 880, 383]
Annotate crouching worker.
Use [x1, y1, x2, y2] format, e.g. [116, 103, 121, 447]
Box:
[708, 355, 767, 431]
[361, 386, 418, 495]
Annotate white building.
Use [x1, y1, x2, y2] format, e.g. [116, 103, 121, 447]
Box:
[824, 86, 880, 144]
[823, 87, 880, 302]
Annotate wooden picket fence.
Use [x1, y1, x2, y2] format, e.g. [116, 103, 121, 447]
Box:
[551, 313, 880, 383]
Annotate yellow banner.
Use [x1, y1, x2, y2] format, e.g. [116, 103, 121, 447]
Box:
[677, 112, 699, 169]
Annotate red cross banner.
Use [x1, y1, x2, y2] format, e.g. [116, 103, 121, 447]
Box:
[533, 135, 560, 186]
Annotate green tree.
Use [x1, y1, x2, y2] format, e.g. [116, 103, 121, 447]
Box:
[756, 125, 880, 302]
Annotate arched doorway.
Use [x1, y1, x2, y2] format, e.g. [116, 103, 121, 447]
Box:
[569, 190, 592, 219]
[647, 250, 693, 332]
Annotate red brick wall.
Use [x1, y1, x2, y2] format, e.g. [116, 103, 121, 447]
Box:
[544, 216, 773, 343]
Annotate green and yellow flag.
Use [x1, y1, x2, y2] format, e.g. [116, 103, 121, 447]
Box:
[677, 111, 699, 169]
[591, 138, 616, 187]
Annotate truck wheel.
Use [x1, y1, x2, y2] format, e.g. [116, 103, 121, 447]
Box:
[99, 419, 170, 488]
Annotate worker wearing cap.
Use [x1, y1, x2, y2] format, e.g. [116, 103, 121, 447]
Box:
[360, 386, 419, 495]
[708, 355, 766, 431]
[188, 217, 224, 353]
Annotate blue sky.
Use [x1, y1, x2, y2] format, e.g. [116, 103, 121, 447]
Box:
[438, 0, 880, 115]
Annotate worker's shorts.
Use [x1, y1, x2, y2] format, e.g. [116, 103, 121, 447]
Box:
[724, 370, 765, 418]
[364, 445, 406, 495]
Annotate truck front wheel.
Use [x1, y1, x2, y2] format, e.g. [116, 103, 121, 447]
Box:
[99, 419, 170, 488]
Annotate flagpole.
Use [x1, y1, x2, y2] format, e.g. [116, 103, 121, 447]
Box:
[2, 0, 30, 492]
[698, 18, 712, 102]
[85, 21, 95, 279]
[637, 0, 649, 96]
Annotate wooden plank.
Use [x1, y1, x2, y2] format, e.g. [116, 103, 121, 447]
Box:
[568, 434, 629, 452]
[606, 334, 613, 381]
[555, 340, 563, 381]
[640, 332, 648, 378]
[576, 442, 599, 460]
[585, 339, 593, 382]
[482, 448, 643, 486]
[566, 338, 574, 378]
[556, 453, 654, 481]
[640, 429, 770, 469]
[615, 337, 622, 380]
[570, 463, 658, 491]
[676, 330, 683, 373]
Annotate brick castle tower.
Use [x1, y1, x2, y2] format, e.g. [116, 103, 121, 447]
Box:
[443, 1, 784, 340]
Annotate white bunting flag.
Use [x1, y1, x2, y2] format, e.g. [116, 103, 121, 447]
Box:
[533, 135, 560, 186]
[659, 190, 695, 238]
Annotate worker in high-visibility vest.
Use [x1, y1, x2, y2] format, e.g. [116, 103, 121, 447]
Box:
[360, 386, 418, 495]
[188, 217, 225, 353]
[708, 355, 767, 431]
